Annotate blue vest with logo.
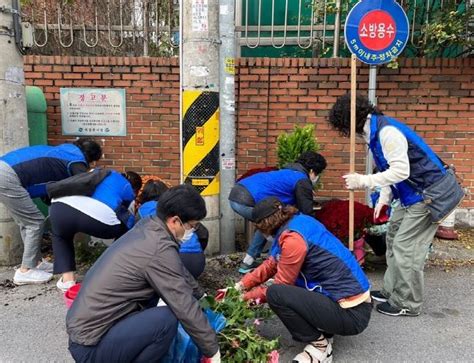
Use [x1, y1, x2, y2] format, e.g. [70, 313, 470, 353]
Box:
[369, 115, 446, 207]
[239, 168, 307, 205]
[137, 201, 202, 253]
[0, 144, 87, 198]
[271, 214, 370, 302]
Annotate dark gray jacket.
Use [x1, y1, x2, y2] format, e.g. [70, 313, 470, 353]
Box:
[66, 216, 219, 357]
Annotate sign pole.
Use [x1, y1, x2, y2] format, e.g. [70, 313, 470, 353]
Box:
[349, 54, 357, 252]
[344, 0, 411, 251]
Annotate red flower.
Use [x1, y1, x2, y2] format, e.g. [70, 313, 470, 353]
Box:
[315, 200, 374, 245]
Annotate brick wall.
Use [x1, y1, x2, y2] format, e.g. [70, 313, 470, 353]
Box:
[24, 56, 181, 184]
[24, 56, 474, 208]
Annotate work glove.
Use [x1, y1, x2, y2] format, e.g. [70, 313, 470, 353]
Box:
[243, 286, 266, 305]
[342, 173, 368, 190]
[373, 203, 390, 224]
[201, 350, 221, 363]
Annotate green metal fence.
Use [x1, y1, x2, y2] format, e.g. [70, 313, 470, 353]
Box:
[237, 0, 471, 58]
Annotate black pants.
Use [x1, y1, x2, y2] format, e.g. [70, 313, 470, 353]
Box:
[50, 202, 127, 274]
[69, 306, 177, 363]
[267, 284, 372, 342]
[365, 233, 387, 256]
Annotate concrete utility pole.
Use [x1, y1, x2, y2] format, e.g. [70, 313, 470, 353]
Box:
[0, 0, 29, 265]
[219, 0, 236, 254]
[180, 0, 221, 254]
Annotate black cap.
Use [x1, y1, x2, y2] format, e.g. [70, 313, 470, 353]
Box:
[252, 197, 283, 223]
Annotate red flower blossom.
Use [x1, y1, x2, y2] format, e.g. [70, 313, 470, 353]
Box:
[315, 200, 374, 245]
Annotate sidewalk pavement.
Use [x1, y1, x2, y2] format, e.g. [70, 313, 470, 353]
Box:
[1, 264, 473, 362]
[1, 232, 473, 362]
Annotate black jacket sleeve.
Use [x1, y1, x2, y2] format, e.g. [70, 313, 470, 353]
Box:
[46, 169, 111, 199]
[70, 162, 89, 175]
[294, 178, 315, 215]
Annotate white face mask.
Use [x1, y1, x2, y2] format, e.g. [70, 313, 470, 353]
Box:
[310, 175, 320, 186]
[180, 227, 195, 242]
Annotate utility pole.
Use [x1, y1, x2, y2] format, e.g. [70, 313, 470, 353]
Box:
[219, 0, 236, 254]
[333, 0, 342, 57]
[0, 0, 29, 265]
[180, 0, 221, 254]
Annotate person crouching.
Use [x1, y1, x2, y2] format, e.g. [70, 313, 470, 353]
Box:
[237, 197, 372, 363]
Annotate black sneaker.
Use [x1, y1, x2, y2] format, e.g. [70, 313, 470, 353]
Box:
[371, 290, 388, 303]
[376, 302, 420, 317]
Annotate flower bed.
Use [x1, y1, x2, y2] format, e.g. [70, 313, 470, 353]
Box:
[315, 199, 374, 245]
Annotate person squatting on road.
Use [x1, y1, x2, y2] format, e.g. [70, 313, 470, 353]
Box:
[0, 138, 102, 285]
[329, 93, 450, 317]
[50, 170, 142, 292]
[66, 185, 221, 363]
[235, 197, 372, 363]
[137, 179, 209, 279]
[228, 151, 327, 274]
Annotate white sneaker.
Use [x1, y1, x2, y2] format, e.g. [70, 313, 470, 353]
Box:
[36, 259, 54, 273]
[13, 268, 53, 285]
[56, 277, 76, 292]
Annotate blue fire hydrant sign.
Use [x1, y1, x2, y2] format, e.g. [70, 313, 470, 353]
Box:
[344, 0, 410, 65]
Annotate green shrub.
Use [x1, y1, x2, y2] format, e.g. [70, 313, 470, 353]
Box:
[277, 124, 320, 168]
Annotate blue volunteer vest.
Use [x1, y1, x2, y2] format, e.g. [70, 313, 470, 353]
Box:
[138, 201, 158, 219]
[137, 201, 202, 254]
[271, 214, 370, 302]
[239, 168, 307, 205]
[92, 171, 135, 229]
[369, 115, 446, 207]
[0, 144, 87, 198]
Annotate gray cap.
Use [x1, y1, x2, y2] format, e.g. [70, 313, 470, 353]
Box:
[252, 197, 283, 223]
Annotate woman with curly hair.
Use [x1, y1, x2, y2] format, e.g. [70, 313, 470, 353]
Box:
[329, 93, 450, 317]
[235, 197, 371, 363]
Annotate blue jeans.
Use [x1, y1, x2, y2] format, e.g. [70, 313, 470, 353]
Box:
[69, 306, 178, 363]
[229, 200, 266, 259]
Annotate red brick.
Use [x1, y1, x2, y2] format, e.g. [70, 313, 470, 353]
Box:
[26, 72, 43, 79]
[72, 66, 92, 73]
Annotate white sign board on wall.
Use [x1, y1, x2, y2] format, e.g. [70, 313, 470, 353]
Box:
[60, 88, 127, 136]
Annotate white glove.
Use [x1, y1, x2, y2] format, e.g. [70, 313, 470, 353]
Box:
[207, 350, 221, 363]
[234, 281, 244, 292]
[342, 173, 368, 190]
[373, 203, 387, 220]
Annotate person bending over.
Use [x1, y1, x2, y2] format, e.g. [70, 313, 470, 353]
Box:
[50, 170, 142, 291]
[0, 138, 102, 285]
[229, 151, 327, 274]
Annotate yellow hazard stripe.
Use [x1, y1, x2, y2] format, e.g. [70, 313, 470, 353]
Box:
[182, 90, 220, 196]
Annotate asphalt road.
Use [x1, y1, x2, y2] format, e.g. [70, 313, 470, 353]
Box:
[1, 266, 473, 362]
